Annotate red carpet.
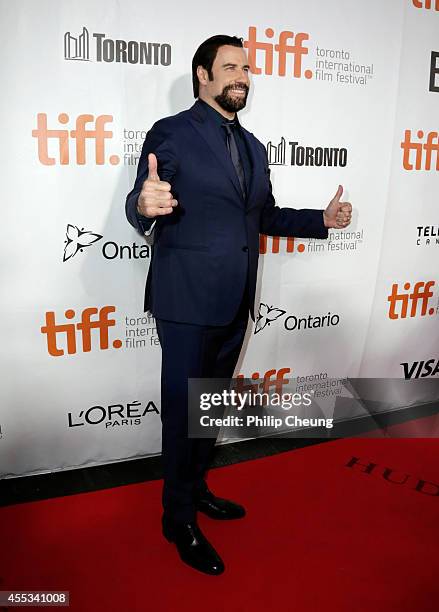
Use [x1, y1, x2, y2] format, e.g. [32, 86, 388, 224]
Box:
[1, 434, 438, 611]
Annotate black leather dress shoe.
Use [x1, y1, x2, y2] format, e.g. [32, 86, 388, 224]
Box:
[162, 517, 225, 576]
[195, 489, 246, 520]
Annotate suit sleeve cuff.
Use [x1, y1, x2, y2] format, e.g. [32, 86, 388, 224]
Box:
[136, 211, 156, 236]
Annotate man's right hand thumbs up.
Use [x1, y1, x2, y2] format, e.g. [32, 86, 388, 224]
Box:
[137, 153, 178, 218]
[147, 152, 160, 181]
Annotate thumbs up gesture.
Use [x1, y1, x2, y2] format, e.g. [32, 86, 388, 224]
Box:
[137, 153, 178, 218]
[323, 185, 352, 229]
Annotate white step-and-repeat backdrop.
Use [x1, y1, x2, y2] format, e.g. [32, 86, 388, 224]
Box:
[1, 0, 438, 478]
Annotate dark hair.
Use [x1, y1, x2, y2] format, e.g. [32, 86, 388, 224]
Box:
[192, 35, 243, 98]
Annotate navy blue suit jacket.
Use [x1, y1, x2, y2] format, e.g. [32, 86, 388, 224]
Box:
[126, 100, 328, 326]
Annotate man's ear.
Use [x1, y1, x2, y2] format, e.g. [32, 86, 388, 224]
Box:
[197, 65, 209, 87]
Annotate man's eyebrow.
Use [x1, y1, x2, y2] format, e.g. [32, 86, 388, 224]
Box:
[222, 62, 250, 69]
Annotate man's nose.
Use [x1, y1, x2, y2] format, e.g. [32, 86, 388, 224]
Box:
[236, 68, 249, 82]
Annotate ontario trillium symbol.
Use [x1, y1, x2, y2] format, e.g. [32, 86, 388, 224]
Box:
[254, 303, 286, 334]
[63, 224, 103, 262]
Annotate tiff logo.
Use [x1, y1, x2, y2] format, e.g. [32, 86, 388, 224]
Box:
[401, 130, 439, 170]
[32, 113, 119, 165]
[64, 27, 90, 61]
[259, 235, 305, 254]
[412, 0, 439, 9]
[236, 367, 291, 395]
[244, 26, 312, 79]
[430, 51, 439, 92]
[387, 281, 436, 320]
[41, 306, 122, 357]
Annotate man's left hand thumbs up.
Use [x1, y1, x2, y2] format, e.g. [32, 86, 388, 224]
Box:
[323, 185, 352, 229]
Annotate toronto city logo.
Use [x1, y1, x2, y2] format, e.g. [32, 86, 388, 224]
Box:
[64, 27, 90, 61]
[254, 302, 340, 335]
[64, 26, 172, 65]
[266, 137, 348, 167]
[387, 281, 437, 319]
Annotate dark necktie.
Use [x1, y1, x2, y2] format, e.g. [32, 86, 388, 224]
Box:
[222, 121, 247, 199]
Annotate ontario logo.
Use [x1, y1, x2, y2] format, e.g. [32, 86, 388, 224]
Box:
[255, 303, 286, 334]
[254, 302, 340, 334]
[63, 225, 103, 261]
[62, 224, 151, 262]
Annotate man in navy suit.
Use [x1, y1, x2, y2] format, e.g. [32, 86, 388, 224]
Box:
[126, 35, 352, 575]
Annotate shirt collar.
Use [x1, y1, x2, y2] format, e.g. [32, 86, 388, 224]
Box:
[198, 98, 241, 129]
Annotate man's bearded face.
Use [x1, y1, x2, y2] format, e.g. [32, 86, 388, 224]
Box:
[214, 82, 249, 113]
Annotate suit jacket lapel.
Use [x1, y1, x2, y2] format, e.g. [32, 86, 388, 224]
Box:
[241, 128, 264, 211]
[188, 101, 245, 202]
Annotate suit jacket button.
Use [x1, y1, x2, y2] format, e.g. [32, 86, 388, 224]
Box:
[242, 246, 249, 252]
